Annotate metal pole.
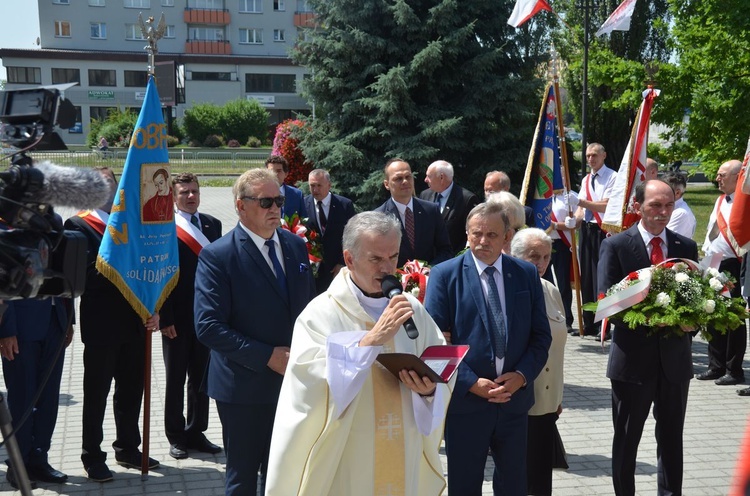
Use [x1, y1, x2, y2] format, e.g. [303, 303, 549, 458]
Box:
[581, 0, 590, 182]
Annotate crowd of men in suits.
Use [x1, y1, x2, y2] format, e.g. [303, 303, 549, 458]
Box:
[1, 149, 748, 496]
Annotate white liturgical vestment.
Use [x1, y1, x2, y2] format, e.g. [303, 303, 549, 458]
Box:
[265, 268, 452, 496]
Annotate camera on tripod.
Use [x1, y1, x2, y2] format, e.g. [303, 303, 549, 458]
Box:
[0, 84, 87, 300]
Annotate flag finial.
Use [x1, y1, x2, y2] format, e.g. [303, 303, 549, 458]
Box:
[138, 12, 167, 76]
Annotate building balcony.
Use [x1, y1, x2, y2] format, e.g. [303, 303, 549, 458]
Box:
[185, 40, 232, 55]
[293, 12, 317, 28]
[184, 8, 231, 25]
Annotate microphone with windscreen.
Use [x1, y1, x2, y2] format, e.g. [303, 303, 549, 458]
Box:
[380, 274, 419, 340]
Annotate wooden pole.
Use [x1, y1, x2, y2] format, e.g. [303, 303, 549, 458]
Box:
[552, 68, 585, 336]
[142, 328, 152, 480]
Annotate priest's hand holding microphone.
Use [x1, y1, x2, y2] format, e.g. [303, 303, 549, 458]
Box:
[358, 274, 436, 397]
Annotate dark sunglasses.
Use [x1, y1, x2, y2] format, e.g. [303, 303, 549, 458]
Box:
[242, 196, 286, 209]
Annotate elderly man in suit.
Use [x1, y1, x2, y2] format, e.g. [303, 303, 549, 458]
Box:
[266, 154, 304, 219]
[0, 298, 73, 489]
[419, 160, 480, 254]
[375, 158, 452, 268]
[304, 168, 356, 294]
[425, 201, 551, 495]
[194, 168, 316, 495]
[159, 173, 222, 460]
[599, 179, 698, 496]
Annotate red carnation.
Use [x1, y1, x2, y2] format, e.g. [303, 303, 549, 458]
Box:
[598, 292, 606, 300]
[627, 272, 639, 281]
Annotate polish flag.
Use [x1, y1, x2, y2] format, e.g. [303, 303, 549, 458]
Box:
[508, 0, 553, 28]
[596, 0, 637, 37]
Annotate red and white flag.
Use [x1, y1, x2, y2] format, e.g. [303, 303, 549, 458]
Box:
[601, 87, 659, 233]
[507, 0, 553, 28]
[596, 0, 637, 37]
[728, 135, 750, 255]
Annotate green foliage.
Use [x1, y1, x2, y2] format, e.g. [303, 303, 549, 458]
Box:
[87, 108, 138, 147]
[183, 102, 222, 145]
[246, 136, 262, 147]
[166, 135, 180, 147]
[293, 0, 551, 206]
[203, 134, 225, 148]
[219, 98, 270, 145]
[651, 0, 750, 168]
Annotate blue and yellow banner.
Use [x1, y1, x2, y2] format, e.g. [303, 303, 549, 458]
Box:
[519, 83, 564, 230]
[96, 76, 179, 319]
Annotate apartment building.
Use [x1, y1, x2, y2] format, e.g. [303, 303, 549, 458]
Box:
[0, 0, 315, 145]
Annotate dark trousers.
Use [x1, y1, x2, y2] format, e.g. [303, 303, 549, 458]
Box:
[581, 222, 607, 334]
[544, 238, 574, 327]
[526, 413, 558, 496]
[707, 258, 746, 377]
[162, 329, 210, 445]
[611, 375, 689, 496]
[216, 401, 277, 496]
[445, 406, 528, 496]
[81, 336, 145, 467]
[2, 318, 65, 467]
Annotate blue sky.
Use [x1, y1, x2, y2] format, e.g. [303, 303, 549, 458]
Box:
[0, 2, 42, 80]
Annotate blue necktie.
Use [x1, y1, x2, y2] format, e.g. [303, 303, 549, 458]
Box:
[484, 266, 506, 359]
[190, 214, 201, 231]
[265, 239, 288, 300]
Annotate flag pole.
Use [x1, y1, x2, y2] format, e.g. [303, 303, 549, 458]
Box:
[550, 49, 585, 336]
[138, 12, 166, 481]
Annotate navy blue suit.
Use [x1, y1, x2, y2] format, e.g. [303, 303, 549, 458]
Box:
[425, 252, 551, 495]
[0, 298, 69, 470]
[375, 197, 453, 267]
[281, 184, 304, 220]
[419, 183, 480, 254]
[195, 224, 315, 495]
[304, 193, 356, 294]
[599, 226, 698, 496]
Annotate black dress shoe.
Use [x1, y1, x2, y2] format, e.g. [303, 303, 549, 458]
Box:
[696, 369, 724, 380]
[715, 374, 745, 386]
[6, 468, 38, 490]
[169, 444, 188, 460]
[84, 462, 113, 482]
[737, 387, 750, 396]
[187, 435, 222, 454]
[27, 462, 68, 483]
[115, 452, 160, 470]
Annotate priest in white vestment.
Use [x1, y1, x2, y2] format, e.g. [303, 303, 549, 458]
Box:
[265, 212, 453, 496]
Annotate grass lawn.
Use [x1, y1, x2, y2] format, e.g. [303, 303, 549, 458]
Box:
[682, 184, 718, 249]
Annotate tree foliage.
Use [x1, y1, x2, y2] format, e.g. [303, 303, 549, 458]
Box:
[293, 0, 552, 207]
[652, 0, 750, 177]
[87, 108, 138, 148]
[183, 99, 269, 145]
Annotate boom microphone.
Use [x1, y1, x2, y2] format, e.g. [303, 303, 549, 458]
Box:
[380, 274, 419, 340]
[33, 161, 113, 209]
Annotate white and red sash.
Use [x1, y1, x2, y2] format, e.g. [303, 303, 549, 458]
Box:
[585, 174, 603, 226]
[174, 213, 210, 256]
[715, 195, 743, 259]
[77, 209, 109, 236]
[549, 209, 572, 247]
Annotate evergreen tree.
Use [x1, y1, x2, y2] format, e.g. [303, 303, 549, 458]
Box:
[294, 0, 550, 207]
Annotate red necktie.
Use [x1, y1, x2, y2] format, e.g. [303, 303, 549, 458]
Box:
[650, 237, 664, 265]
[405, 207, 416, 251]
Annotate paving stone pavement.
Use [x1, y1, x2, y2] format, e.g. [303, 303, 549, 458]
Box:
[1, 187, 748, 495]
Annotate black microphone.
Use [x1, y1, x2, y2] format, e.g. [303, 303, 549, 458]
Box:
[33, 161, 113, 209]
[380, 274, 419, 340]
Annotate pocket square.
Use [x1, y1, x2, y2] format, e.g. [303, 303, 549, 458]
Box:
[299, 263, 309, 273]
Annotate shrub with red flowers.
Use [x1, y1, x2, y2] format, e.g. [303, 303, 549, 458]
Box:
[272, 119, 312, 186]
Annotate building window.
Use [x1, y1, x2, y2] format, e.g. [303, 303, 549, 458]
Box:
[161, 0, 174, 5]
[296, 0, 312, 12]
[273, 29, 285, 42]
[239, 0, 261, 13]
[88, 0, 105, 6]
[69, 106, 83, 134]
[191, 71, 232, 81]
[239, 28, 262, 44]
[52, 68, 81, 84]
[165, 25, 175, 38]
[90, 22, 107, 39]
[124, 70, 149, 87]
[189, 27, 224, 41]
[245, 73, 296, 93]
[192, 0, 222, 8]
[125, 23, 146, 40]
[124, 0, 150, 7]
[90, 106, 115, 122]
[273, 0, 285, 11]
[89, 69, 116, 86]
[52, 0, 70, 4]
[54, 21, 71, 37]
[6, 67, 41, 84]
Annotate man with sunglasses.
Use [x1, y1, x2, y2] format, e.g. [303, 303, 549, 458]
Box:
[194, 168, 316, 495]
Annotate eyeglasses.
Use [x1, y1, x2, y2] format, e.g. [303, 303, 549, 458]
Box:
[241, 196, 285, 209]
